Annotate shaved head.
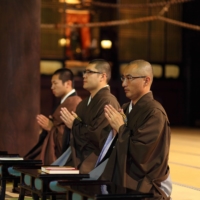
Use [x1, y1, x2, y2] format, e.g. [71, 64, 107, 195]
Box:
[127, 60, 153, 86]
[121, 59, 154, 104]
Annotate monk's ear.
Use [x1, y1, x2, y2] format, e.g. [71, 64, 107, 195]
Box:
[64, 80, 72, 87]
[101, 73, 107, 81]
[144, 76, 150, 86]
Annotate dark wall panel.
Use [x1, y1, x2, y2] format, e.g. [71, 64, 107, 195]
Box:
[0, 0, 40, 156]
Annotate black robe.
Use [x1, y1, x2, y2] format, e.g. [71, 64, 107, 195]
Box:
[68, 87, 120, 173]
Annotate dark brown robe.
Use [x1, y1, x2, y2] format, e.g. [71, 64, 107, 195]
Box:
[68, 87, 120, 173]
[101, 92, 171, 200]
[24, 92, 82, 165]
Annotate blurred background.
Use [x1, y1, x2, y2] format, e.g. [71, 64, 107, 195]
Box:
[39, 0, 200, 127]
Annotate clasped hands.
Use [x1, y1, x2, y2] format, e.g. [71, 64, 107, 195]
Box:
[104, 104, 125, 133]
[60, 107, 78, 129]
[59, 105, 125, 132]
[36, 114, 53, 131]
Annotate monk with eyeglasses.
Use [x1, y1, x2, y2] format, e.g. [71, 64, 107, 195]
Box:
[60, 59, 120, 173]
[102, 60, 172, 200]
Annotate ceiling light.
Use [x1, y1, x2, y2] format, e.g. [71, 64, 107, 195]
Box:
[101, 40, 112, 49]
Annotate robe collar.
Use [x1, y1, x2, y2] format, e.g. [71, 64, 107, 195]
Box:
[128, 101, 133, 113]
[87, 85, 109, 106]
[126, 91, 153, 114]
[61, 89, 76, 104]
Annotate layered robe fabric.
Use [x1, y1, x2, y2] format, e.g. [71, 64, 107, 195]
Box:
[24, 92, 82, 165]
[68, 87, 120, 173]
[101, 92, 171, 200]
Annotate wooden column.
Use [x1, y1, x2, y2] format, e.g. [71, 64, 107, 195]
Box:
[0, 0, 40, 156]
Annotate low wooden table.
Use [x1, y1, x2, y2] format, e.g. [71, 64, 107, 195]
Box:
[58, 182, 154, 200]
[0, 151, 7, 155]
[0, 159, 42, 200]
[16, 168, 89, 200]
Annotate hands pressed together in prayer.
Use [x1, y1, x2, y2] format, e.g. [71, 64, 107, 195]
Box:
[36, 114, 53, 131]
[104, 104, 125, 133]
[59, 105, 125, 132]
[60, 107, 78, 129]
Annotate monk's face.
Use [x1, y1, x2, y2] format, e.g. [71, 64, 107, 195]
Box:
[82, 64, 103, 92]
[121, 64, 147, 104]
[51, 74, 68, 98]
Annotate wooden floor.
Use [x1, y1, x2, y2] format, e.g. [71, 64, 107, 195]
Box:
[4, 127, 200, 199]
[170, 127, 200, 200]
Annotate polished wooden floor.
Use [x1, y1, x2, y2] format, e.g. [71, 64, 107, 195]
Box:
[5, 127, 200, 199]
[170, 127, 200, 200]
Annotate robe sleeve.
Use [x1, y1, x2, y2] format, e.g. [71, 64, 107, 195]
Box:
[119, 108, 169, 171]
[52, 96, 82, 156]
[73, 97, 119, 150]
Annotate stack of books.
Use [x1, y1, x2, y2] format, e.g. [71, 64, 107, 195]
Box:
[41, 166, 79, 174]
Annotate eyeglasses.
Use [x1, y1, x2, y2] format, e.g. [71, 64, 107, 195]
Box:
[121, 75, 146, 82]
[82, 70, 102, 76]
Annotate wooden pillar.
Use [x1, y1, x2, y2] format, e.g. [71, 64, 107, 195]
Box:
[0, 0, 40, 156]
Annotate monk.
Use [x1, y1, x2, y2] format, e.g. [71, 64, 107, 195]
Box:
[60, 59, 120, 173]
[102, 60, 172, 200]
[25, 68, 82, 164]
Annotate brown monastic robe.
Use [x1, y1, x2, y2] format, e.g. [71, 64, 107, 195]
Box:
[68, 87, 120, 173]
[101, 92, 171, 200]
[25, 92, 82, 165]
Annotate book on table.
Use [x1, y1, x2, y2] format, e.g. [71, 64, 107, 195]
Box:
[0, 154, 24, 160]
[41, 166, 79, 174]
